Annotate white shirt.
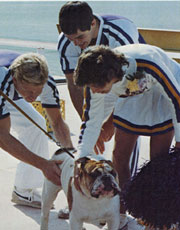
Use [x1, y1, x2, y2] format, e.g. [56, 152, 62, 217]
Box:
[77, 44, 180, 157]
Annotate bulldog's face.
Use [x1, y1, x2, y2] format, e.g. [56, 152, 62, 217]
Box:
[74, 157, 121, 199]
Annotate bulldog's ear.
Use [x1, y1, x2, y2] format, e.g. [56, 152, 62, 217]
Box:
[74, 157, 90, 177]
[74, 157, 89, 178]
[76, 157, 90, 167]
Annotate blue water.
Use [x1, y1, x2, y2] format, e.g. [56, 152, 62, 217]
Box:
[0, 1, 180, 75]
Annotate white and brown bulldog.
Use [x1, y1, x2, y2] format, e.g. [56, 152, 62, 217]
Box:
[40, 148, 121, 230]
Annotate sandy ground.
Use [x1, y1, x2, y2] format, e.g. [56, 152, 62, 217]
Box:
[0, 84, 151, 230]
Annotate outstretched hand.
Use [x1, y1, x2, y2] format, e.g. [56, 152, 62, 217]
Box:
[42, 159, 62, 186]
[94, 116, 115, 154]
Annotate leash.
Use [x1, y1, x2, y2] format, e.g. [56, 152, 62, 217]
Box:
[0, 89, 75, 158]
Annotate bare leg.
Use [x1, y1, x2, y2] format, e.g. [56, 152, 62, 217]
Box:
[150, 130, 174, 159]
[112, 128, 138, 213]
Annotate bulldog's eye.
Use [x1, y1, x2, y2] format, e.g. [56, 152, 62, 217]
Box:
[90, 171, 101, 178]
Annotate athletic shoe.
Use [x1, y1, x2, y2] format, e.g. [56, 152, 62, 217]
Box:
[11, 186, 41, 209]
[58, 207, 69, 219]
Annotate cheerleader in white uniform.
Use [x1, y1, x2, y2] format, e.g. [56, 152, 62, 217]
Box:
[74, 43, 180, 214]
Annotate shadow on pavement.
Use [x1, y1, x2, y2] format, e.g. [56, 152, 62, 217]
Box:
[13, 204, 69, 230]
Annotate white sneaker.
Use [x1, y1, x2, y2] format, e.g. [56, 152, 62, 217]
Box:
[119, 214, 145, 230]
[11, 186, 41, 209]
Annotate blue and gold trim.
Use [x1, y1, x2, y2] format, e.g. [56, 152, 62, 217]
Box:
[113, 115, 174, 136]
[78, 86, 91, 144]
[136, 59, 180, 122]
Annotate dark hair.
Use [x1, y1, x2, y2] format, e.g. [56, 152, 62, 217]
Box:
[74, 45, 129, 87]
[59, 1, 94, 35]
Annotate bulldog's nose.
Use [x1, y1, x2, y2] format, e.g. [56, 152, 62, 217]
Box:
[102, 174, 121, 194]
[102, 175, 113, 191]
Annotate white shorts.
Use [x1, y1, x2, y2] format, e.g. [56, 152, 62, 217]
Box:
[113, 86, 173, 136]
[7, 98, 49, 189]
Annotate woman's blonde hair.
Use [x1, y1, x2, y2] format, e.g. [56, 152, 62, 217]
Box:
[10, 52, 49, 85]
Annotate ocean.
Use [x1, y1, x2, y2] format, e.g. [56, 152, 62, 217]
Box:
[0, 1, 180, 76]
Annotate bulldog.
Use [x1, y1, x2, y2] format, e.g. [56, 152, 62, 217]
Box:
[40, 148, 121, 230]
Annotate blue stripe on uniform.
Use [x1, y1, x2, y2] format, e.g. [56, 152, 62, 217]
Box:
[102, 28, 125, 45]
[78, 87, 91, 144]
[0, 70, 12, 118]
[136, 59, 180, 122]
[57, 35, 72, 73]
[42, 76, 60, 108]
[130, 140, 139, 176]
[113, 115, 174, 136]
[104, 20, 134, 44]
